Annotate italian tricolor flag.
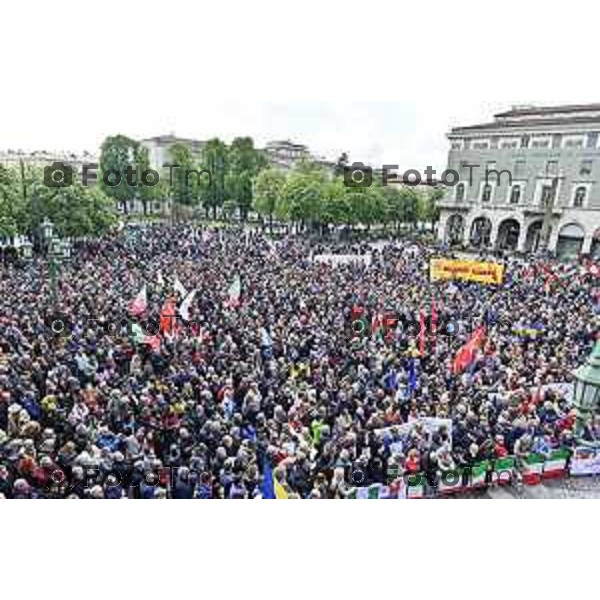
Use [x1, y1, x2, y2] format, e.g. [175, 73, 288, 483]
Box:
[542, 449, 570, 480]
[469, 462, 489, 488]
[522, 454, 545, 486]
[491, 457, 516, 485]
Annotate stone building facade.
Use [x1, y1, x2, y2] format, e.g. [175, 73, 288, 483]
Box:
[437, 104, 600, 259]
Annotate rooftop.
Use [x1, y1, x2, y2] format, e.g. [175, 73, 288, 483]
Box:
[450, 103, 600, 135]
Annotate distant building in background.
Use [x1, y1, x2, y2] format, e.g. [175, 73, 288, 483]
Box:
[437, 103, 600, 259]
[141, 135, 334, 172]
[140, 134, 206, 169]
[0, 149, 97, 170]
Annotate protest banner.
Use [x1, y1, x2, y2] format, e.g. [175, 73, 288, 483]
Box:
[570, 446, 600, 476]
[430, 258, 504, 285]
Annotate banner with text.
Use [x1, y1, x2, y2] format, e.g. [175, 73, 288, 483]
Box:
[430, 259, 504, 285]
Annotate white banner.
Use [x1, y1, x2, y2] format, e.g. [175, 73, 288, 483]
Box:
[570, 446, 600, 476]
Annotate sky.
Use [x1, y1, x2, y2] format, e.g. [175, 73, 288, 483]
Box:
[0, 100, 546, 172]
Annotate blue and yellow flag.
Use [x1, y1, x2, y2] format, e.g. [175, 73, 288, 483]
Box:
[262, 460, 289, 499]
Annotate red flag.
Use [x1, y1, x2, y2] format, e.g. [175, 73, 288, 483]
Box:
[452, 326, 486, 375]
[160, 298, 178, 336]
[419, 309, 426, 356]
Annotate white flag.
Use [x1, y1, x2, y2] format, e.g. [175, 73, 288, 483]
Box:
[174, 277, 187, 298]
[179, 289, 197, 322]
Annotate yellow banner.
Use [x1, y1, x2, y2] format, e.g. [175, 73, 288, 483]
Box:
[430, 258, 504, 285]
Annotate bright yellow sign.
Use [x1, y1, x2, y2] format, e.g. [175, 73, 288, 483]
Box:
[430, 258, 504, 285]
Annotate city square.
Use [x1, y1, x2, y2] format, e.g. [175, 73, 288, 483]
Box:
[1, 104, 599, 500]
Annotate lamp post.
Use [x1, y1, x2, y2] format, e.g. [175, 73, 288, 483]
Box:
[25, 218, 71, 307]
[572, 341, 600, 440]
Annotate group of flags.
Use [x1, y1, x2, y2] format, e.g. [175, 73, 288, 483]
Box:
[126, 271, 243, 352]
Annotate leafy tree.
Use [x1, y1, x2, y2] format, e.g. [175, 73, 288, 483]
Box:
[29, 178, 116, 237]
[253, 168, 285, 232]
[200, 138, 228, 219]
[227, 137, 267, 220]
[136, 145, 155, 215]
[99, 135, 140, 214]
[280, 165, 328, 232]
[0, 165, 25, 237]
[333, 152, 349, 178]
[399, 187, 421, 230]
[168, 142, 199, 212]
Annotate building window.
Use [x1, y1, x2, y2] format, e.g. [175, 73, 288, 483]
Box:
[500, 138, 519, 149]
[481, 184, 492, 202]
[531, 137, 551, 149]
[581, 160, 593, 176]
[563, 135, 586, 149]
[573, 186, 588, 208]
[588, 132, 599, 148]
[521, 135, 530, 149]
[541, 185, 554, 207]
[455, 183, 465, 202]
[472, 140, 490, 150]
[509, 185, 521, 204]
[451, 140, 463, 151]
[552, 134, 563, 149]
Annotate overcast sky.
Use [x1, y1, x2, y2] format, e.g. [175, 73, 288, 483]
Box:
[0, 100, 555, 171]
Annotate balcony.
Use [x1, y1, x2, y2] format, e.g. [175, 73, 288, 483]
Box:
[436, 200, 472, 211]
[523, 204, 564, 217]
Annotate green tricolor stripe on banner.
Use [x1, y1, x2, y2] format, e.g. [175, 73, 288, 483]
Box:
[525, 453, 545, 473]
[470, 461, 489, 486]
[368, 484, 381, 499]
[543, 449, 570, 474]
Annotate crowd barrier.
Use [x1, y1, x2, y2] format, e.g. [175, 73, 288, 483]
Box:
[346, 447, 594, 499]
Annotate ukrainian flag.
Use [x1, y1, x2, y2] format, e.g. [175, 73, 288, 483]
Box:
[262, 460, 289, 499]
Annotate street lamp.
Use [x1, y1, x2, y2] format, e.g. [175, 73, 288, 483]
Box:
[40, 218, 54, 244]
[572, 341, 600, 439]
[24, 218, 71, 307]
[20, 239, 33, 260]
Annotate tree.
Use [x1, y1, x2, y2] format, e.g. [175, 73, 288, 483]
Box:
[253, 168, 285, 232]
[200, 138, 228, 219]
[333, 152, 349, 178]
[99, 135, 140, 214]
[227, 137, 267, 220]
[425, 187, 444, 228]
[280, 165, 328, 233]
[399, 187, 421, 230]
[28, 178, 116, 237]
[0, 165, 23, 237]
[136, 145, 155, 216]
[168, 142, 199, 214]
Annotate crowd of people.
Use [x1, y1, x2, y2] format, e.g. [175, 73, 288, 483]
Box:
[0, 223, 598, 499]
